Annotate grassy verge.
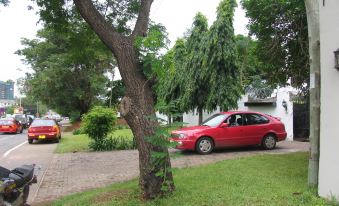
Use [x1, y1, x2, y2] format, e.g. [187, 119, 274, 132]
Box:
[50, 152, 336, 206]
[55, 129, 134, 153]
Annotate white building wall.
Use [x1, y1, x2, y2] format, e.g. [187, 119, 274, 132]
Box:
[183, 87, 295, 141]
[318, 0, 339, 199]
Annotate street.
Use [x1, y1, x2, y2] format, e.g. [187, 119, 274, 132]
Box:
[0, 131, 27, 157]
[0, 130, 57, 204]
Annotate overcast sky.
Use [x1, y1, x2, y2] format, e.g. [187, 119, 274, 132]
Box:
[0, 0, 248, 95]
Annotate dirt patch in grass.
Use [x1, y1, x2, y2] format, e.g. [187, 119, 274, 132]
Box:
[90, 189, 131, 204]
[32, 200, 53, 206]
[63, 121, 81, 132]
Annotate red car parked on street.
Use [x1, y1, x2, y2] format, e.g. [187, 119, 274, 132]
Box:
[171, 111, 287, 154]
[27, 119, 61, 144]
[0, 118, 24, 134]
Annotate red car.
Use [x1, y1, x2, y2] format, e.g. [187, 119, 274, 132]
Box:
[0, 118, 24, 134]
[27, 119, 61, 144]
[171, 111, 287, 154]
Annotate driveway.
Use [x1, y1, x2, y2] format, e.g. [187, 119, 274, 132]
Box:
[32, 141, 309, 204]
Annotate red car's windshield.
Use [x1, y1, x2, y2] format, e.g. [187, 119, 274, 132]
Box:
[31, 120, 55, 127]
[201, 114, 228, 127]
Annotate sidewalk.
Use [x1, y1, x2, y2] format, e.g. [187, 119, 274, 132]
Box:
[32, 141, 309, 204]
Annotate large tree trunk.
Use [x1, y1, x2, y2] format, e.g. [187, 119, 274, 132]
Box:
[73, 0, 175, 199]
[305, 0, 321, 187]
[117, 39, 174, 199]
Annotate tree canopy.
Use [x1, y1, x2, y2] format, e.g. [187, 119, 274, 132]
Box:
[178, 12, 210, 121]
[157, 0, 242, 124]
[205, 0, 242, 111]
[17, 16, 114, 117]
[235, 34, 274, 98]
[241, 0, 309, 90]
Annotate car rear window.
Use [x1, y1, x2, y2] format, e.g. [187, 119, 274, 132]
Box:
[31, 120, 55, 127]
[0, 120, 13, 125]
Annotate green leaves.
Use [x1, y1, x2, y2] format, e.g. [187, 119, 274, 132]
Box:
[81, 106, 117, 142]
[135, 23, 170, 80]
[17, 20, 114, 116]
[241, 0, 309, 90]
[204, 0, 242, 111]
[157, 0, 243, 114]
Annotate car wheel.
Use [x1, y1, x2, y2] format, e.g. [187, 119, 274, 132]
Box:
[262, 134, 276, 150]
[55, 138, 60, 143]
[28, 139, 33, 144]
[196, 137, 214, 155]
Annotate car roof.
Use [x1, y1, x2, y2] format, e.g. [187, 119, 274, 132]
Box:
[34, 118, 55, 121]
[219, 111, 266, 115]
[0, 118, 15, 121]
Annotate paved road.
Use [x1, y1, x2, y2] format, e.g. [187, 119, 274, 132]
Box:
[0, 130, 57, 205]
[0, 131, 27, 156]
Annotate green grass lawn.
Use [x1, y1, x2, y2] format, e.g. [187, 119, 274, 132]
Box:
[49, 152, 336, 206]
[55, 129, 134, 153]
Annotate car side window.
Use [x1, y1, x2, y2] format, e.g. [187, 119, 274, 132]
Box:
[244, 114, 269, 125]
[226, 114, 243, 127]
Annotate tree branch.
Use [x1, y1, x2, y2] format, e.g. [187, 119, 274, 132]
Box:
[73, 0, 122, 54]
[131, 0, 153, 39]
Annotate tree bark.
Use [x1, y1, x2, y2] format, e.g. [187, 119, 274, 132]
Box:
[167, 113, 172, 125]
[198, 107, 203, 125]
[304, 0, 321, 187]
[74, 0, 174, 199]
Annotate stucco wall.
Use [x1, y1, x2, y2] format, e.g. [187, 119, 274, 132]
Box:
[318, 0, 339, 199]
[182, 87, 294, 141]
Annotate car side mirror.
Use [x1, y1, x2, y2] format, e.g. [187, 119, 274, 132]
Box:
[220, 123, 229, 128]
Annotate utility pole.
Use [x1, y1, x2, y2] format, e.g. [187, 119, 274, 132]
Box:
[36, 101, 39, 117]
[305, 0, 321, 187]
[109, 69, 115, 108]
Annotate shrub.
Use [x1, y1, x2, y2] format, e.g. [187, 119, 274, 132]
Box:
[81, 106, 117, 151]
[89, 136, 137, 151]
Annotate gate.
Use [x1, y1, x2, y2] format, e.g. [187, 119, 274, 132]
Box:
[293, 102, 310, 139]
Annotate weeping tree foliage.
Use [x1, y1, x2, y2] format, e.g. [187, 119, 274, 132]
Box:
[179, 12, 210, 124]
[158, 0, 242, 124]
[156, 38, 187, 121]
[204, 0, 242, 111]
[30, 0, 175, 199]
[16, 18, 113, 117]
[241, 0, 309, 91]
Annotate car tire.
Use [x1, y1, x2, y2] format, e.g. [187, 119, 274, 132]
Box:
[262, 134, 276, 150]
[28, 139, 33, 144]
[196, 137, 214, 155]
[55, 138, 60, 143]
